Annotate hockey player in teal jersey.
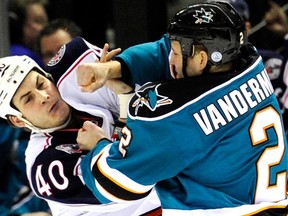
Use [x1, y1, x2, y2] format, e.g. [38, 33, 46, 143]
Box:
[77, 1, 288, 215]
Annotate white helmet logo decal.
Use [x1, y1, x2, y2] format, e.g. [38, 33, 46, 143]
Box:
[193, 8, 214, 24]
[211, 52, 222, 62]
[0, 64, 8, 77]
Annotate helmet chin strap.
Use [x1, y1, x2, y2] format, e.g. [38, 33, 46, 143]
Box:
[182, 55, 189, 78]
[19, 114, 71, 133]
[181, 44, 194, 78]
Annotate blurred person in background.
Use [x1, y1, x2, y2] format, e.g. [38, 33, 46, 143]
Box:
[0, 0, 51, 215]
[8, 0, 49, 68]
[39, 18, 82, 65]
[247, 0, 288, 51]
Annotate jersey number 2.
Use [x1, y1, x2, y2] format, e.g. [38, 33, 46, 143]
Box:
[250, 106, 286, 203]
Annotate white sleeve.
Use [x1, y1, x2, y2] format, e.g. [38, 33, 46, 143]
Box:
[280, 61, 288, 108]
[57, 50, 120, 115]
[47, 190, 161, 216]
[282, 60, 288, 86]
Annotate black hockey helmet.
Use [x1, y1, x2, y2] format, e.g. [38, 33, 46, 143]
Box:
[167, 1, 247, 67]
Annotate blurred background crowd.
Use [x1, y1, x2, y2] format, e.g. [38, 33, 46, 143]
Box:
[0, 0, 288, 215]
[1, 0, 288, 57]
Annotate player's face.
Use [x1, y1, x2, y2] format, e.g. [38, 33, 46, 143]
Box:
[12, 70, 71, 129]
[40, 29, 73, 64]
[169, 40, 205, 78]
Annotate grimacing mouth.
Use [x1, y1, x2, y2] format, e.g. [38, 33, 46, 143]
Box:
[49, 100, 58, 113]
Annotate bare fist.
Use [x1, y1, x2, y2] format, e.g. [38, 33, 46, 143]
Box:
[77, 121, 107, 150]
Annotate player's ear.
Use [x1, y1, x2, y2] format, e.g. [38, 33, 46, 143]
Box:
[7, 116, 26, 128]
[199, 50, 208, 71]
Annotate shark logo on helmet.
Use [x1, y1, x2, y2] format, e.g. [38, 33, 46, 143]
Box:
[193, 7, 214, 24]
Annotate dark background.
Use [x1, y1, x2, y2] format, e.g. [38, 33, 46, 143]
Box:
[46, 0, 288, 52]
[46, 0, 168, 50]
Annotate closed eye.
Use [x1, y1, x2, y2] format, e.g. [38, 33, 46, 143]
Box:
[24, 95, 32, 104]
[37, 82, 44, 89]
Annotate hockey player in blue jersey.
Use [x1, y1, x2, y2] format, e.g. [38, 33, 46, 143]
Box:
[0, 38, 161, 215]
[77, 1, 288, 215]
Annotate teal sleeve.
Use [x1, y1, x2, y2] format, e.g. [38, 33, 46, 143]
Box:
[115, 34, 172, 86]
[81, 139, 113, 203]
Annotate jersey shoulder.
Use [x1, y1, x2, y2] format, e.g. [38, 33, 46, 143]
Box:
[46, 37, 93, 82]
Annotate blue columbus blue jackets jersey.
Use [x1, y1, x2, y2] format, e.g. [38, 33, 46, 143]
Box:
[81, 55, 288, 215]
[25, 37, 161, 215]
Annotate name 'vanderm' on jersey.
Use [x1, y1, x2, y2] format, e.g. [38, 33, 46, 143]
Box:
[193, 67, 274, 135]
[129, 56, 275, 137]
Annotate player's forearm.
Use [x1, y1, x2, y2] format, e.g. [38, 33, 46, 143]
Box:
[106, 60, 122, 79]
[105, 61, 135, 93]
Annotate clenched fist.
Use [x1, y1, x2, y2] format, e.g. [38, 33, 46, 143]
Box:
[77, 121, 108, 150]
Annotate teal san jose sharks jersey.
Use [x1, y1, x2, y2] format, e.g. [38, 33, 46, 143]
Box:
[81, 56, 288, 215]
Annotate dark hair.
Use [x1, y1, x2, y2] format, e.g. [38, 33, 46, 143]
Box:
[40, 18, 82, 39]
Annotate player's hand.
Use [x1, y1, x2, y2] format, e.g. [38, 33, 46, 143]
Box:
[77, 121, 107, 151]
[97, 43, 121, 63]
[76, 43, 121, 92]
[77, 63, 109, 92]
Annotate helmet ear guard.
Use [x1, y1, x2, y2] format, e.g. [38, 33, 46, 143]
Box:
[167, 0, 247, 67]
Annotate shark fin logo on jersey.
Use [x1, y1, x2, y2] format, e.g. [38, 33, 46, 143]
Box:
[47, 45, 66, 67]
[55, 144, 82, 154]
[193, 7, 214, 24]
[132, 84, 173, 115]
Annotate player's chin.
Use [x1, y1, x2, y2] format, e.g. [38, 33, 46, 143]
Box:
[175, 73, 182, 79]
[174, 71, 184, 79]
[171, 67, 183, 79]
[170, 65, 180, 79]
